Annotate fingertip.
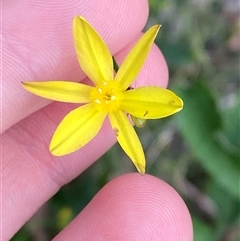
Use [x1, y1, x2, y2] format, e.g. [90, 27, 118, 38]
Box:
[115, 39, 169, 89]
[140, 43, 169, 88]
[54, 173, 193, 241]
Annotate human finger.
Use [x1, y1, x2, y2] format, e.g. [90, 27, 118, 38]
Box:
[3, 31, 168, 241]
[53, 173, 193, 241]
[2, 0, 149, 133]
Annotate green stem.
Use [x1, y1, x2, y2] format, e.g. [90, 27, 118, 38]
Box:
[112, 56, 119, 73]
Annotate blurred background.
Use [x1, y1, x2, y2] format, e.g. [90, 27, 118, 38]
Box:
[12, 0, 239, 240]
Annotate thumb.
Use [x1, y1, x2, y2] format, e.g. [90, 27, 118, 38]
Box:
[53, 173, 193, 241]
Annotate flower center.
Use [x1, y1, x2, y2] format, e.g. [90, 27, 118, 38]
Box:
[90, 81, 124, 112]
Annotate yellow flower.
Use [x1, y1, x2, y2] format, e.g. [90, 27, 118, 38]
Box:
[22, 16, 183, 174]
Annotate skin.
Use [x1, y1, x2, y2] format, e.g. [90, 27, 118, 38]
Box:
[2, 0, 193, 240]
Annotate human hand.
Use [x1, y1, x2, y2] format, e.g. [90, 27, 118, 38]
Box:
[2, 0, 193, 240]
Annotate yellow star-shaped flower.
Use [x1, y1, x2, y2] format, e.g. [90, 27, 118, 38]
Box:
[22, 16, 183, 174]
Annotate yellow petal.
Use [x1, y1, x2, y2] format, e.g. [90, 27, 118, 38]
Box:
[121, 87, 183, 119]
[50, 103, 107, 156]
[22, 81, 92, 103]
[115, 25, 160, 90]
[108, 110, 146, 174]
[73, 16, 113, 85]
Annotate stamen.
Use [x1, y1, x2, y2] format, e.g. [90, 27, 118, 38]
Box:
[90, 80, 123, 112]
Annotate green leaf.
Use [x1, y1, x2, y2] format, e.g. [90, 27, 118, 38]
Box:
[192, 216, 214, 241]
[222, 92, 240, 149]
[206, 181, 240, 240]
[175, 82, 239, 198]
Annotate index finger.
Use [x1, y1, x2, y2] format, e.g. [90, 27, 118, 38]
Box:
[2, 0, 149, 133]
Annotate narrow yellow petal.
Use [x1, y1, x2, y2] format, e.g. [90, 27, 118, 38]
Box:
[108, 111, 146, 174]
[22, 81, 93, 103]
[50, 104, 107, 156]
[121, 87, 183, 119]
[73, 16, 113, 85]
[115, 25, 160, 90]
